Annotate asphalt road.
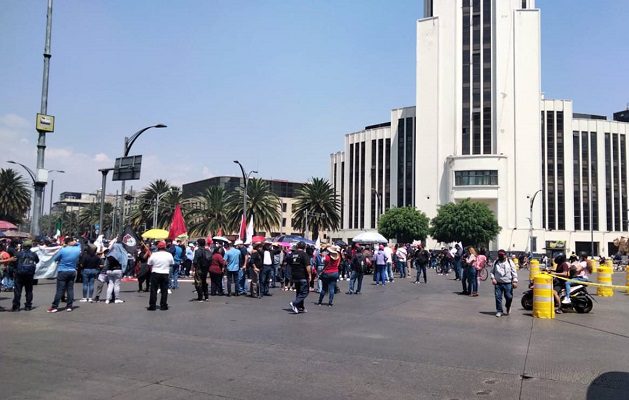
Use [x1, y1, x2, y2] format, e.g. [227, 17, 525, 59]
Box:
[1, 268, 628, 400]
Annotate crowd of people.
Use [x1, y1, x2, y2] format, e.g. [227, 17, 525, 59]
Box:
[0, 235, 594, 318]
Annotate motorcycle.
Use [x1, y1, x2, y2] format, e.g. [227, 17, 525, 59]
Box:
[521, 275, 595, 314]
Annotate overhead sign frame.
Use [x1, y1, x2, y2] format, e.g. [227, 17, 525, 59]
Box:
[112, 155, 142, 181]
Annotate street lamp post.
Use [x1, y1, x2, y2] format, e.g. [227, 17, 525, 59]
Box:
[47, 169, 65, 214]
[118, 124, 167, 233]
[372, 189, 383, 223]
[526, 189, 543, 254]
[233, 160, 257, 240]
[153, 190, 172, 229]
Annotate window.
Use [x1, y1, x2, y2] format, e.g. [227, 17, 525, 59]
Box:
[591, 132, 599, 231]
[385, 138, 391, 211]
[282, 218, 286, 228]
[397, 119, 405, 207]
[340, 161, 345, 228]
[371, 140, 377, 229]
[573, 132, 581, 230]
[360, 142, 366, 229]
[349, 144, 354, 229]
[281, 203, 287, 213]
[621, 135, 627, 231]
[605, 133, 612, 231]
[454, 170, 498, 186]
[405, 117, 414, 206]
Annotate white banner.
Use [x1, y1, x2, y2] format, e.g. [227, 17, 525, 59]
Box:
[33, 245, 62, 279]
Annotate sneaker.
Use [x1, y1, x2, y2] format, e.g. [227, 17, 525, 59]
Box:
[114, 299, 124, 304]
[105, 300, 110, 304]
[147, 306, 156, 311]
[168, 289, 173, 294]
[160, 305, 169, 311]
[413, 281, 419, 284]
[66, 307, 73, 312]
[299, 308, 308, 313]
[555, 308, 563, 314]
[289, 302, 299, 314]
[88, 299, 95, 303]
[561, 297, 571, 304]
[79, 298, 88, 303]
[47, 307, 58, 313]
[495, 312, 502, 317]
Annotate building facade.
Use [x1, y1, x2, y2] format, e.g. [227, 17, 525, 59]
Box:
[330, 0, 629, 256]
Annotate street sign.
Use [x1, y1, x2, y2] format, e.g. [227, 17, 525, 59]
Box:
[112, 155, 142, 181]
[36, 113, 55, 132]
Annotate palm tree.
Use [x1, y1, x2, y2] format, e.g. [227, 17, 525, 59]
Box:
[187, 187, 236, 237]
[292, 177, 340, 240]
[79, 202, 113, 234]
[59, 211, 80, 237]
[229, 178, 281, 235]
[129, 179, 179, 230]
[0, 168, 32, 224]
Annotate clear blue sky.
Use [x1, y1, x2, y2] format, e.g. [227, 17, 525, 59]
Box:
[1, 0, 627, 198]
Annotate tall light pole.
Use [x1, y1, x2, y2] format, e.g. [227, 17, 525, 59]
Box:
[233, 160, 257, 240]
[526, 189, 542, 254]
[118, 123, 167, 233]
[47, 169, 65, 214]
[153, 190, 172, 229]
[372, 188, 383, 225]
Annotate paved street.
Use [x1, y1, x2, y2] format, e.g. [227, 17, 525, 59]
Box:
[1, 269, 628, 400]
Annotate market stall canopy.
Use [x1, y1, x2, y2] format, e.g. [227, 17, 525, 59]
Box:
[0, 220, 18, 230]
[352, 231, 388, 244]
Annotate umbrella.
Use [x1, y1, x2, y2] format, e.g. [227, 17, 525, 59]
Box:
[0, 220, 18, 230]
[274, 235, 316, 246]
[333, 240, 348, 247]
[1, 230, 30, 238]
[141, 229, 169, 240]
[212, 236, 231, 244]
[352, 231, 388, 244]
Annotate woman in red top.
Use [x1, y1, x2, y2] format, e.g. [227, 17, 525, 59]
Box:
[209, 247, 226, 296]
[317, 246, 341, 306]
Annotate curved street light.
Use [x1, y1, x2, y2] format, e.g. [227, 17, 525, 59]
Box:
[526, 189, 543, 253]
[233, 160, 257, 239]
[47, 169, 65, 215]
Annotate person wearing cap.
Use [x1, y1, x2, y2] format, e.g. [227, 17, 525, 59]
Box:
[184, 242, 194, 277]
[147, 241, 174, 311]
[317, 245, 340, 306]
[12, 240, 39, 311]
[235, 240, 249, 296]
[223, 241, 241, 296]
[490, 249, 518, 317]
[288, 241, 312, 314]
[48, 237, 82, 313]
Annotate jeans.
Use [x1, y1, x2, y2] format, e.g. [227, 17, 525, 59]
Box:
[249, 268, 260, 297]
[169, 264, 180, 289]
[494, 283, 513, 313]
[316, 266, 324, 292]
[397, 260, 407, 278]
[225, 270, 239, 295]
[82, 268, 99, 299]
[375, 265, 387, 285]
[318, 272, 339, 304]
[195, 269, 209, 299]
[13, 272, 34, 309]
[271, 264, 279, 287]
[237, 268, 246, 294]
[454, 259, 462, 280]
[386, 262, 393, 281]
[149, 272, 170, 309]
[461, 267, 469, 293]
[106, 270, 122, 301]
[260, 265, 273, 295]
[349, 271, 364, 293]
[416, 264, 427, 283]
[467, 268, 478, 293]
[292, 279, 309, 310]
[52, 270, 76, 308]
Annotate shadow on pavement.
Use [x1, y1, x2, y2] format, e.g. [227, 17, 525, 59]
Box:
[587, 371, 629, 399]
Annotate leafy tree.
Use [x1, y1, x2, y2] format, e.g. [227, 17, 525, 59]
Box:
[377, 206, 429, 243]
[229, 178, 281, 235]
[0, 168, 31, 224]
[79, 202, 113, 234]
[187, 186, 236, 236]
[429, 199, 501, 247]
[292, 177, 340, 240]
[128, 179, 181, 230]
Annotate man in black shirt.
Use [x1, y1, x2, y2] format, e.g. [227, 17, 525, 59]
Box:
[288, 241, 311, 314]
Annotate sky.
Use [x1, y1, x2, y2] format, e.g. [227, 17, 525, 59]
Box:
[1, 0, 627, 204]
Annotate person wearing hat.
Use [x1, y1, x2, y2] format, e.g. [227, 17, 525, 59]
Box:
[490, 249, 518, 317]
[317, 245, 340, 306]
[147, 241, 174, 311]
[12, 240, 39, 311]
[223, 241, 241, 297]
[288, 241, 312, 314]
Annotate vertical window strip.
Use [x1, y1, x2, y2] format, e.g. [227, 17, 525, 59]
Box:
[613, 133, 621, 230]
[591, 132, 599, 231]
[360, 142, 366, 229]
[541, 111, 547, 229]
[581, 132, 590, 230]
[385, 139, 391, 211]
[397, 119, 405, 207]
[371, 140, 377, 229]
[573, 132, 581, 230]
[405, 117, 414, 206]
[622, 135, 627, 231]
[605, 133, 612, 231]
[348, 144, 354, 229]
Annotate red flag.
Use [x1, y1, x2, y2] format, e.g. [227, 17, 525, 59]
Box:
[168, 204, 187, 240]
[217, 228, 223, 236]
[239, 213, 247, 240]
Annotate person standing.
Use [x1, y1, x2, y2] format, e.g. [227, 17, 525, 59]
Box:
[490, 249, 518, 317]
[347, 247, 365, 294]
[209, 247, 226, 296]
[192, 238, 211, 301]
[235, 240, 249, 296]
[396, 245, 407, 279]
[137, 242, 151, 292]
[105, 242, 128, 304]
[317, 246, 340, 306]
[184, 243, 194, 277]
[79, 246, 102, 302]
[12, 240, 39, 311]
[48, 237, 82, 313]
[373, 245, 388, 286]
[414, 245, 430, 284]
[168, 240, 183, 292]
[453, 243, 463, 281]
[259, 243, 275, 297]
[288, 241, 311, 314]
[383, 244, 393, 282]
[222, 241, 240, 297]
[147, 241, 174, 311]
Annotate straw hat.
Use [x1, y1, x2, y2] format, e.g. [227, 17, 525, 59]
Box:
[328, 245, 340, 260]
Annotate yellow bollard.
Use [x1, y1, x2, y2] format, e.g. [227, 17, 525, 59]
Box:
[625, 267, 629, 294]
[513, 258, 519, 271]
[589, 259, 598, 274]
[529, 259, 540, 282]
[597, 262, 614, 297]
[533, 274, 555, 319]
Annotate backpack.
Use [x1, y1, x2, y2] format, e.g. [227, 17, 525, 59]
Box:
[17, 251, 37, 275]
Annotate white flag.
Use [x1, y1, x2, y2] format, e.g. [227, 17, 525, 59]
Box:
[245, 215, 254, 244]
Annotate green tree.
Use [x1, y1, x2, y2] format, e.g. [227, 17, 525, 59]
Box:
[0, 168, 31, 224]
[292, 177, 340, 240]
[429, 199, 501, 247]
[377, 206, 429, 243]
[59, 211, 80, 237]
[187, 186, 236, 237]
[230, 178, 281, 235]
[79, 202, 113, 234]
[128, 179, 180, 230]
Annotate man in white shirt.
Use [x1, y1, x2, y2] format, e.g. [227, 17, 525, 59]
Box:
[383, 245, 394, 282]
[147, 241, 174, 311]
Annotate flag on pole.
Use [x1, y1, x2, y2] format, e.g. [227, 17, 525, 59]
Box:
[168, 204, 187, 240]
[119, 225, 141, 255]
[239, 213, 247, 240]
[53, 219, 62, 239]
[245, 214, 254, 244]
[315, 237, 321, 250]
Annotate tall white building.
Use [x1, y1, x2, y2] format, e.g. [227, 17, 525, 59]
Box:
[330, 0, 629, 256]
